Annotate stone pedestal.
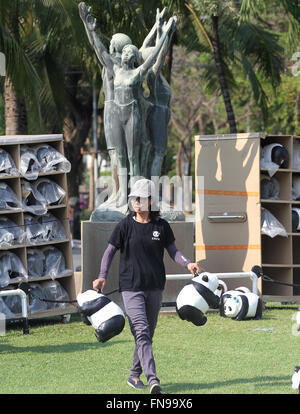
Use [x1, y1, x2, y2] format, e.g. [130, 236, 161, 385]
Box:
[80, 220, 194, 309]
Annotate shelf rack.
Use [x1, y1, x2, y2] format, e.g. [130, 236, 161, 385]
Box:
[0, 134, 77, 321]
[195, 133, 300, 302]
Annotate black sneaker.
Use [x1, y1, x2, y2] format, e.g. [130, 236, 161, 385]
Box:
[127, 377, 147, 390]
[150, 381, 162, 394]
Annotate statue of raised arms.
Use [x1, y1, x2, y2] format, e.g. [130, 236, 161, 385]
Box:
[79, 3, 178, 220]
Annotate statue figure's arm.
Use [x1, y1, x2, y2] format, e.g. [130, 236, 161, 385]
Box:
[139, 7, 167, 54]
[139, 17, 175, 78]
[79, 2, 114, 71]
[152, 16, 177, 77]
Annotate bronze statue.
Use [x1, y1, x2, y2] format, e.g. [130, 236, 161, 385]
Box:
[79, 3, 177, 219]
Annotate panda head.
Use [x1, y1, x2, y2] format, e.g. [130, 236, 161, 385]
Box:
[271, 145, 289, 167]
[194, 272, 219, 292]
[235, 286, 251, 294]
[223, 296, 240, 317]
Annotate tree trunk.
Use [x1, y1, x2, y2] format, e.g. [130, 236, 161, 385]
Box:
[176, 141, 183, 177]
[64, 99, 92, 239]
[296, 90, 300, 132]
[211, 15, 237, 134]
[4, 77, 28, 135]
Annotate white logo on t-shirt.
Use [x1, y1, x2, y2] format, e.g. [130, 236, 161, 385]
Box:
[152, 231, 160, 240]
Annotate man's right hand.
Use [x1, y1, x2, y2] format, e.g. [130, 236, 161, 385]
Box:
[93, 277, 106, 293]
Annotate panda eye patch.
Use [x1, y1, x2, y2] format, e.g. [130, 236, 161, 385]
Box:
[234, 297, 239, 303]
[202, 275, 209, 282]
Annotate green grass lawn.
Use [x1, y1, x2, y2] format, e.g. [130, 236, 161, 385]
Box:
[1, 304, 300, 394]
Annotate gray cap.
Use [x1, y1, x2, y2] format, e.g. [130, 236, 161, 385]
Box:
[128, 179, 156, 199]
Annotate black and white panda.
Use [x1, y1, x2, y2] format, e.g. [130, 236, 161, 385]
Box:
[292, 208, 300, 232]
[292, 176, 300, 201]
[260, 174, 280, 200]
[219, 287, 250, 317]
[261, 143, 289, 169]
[219, 288, 263, 321]
[292, 366, 300, 393]
[77, 290, 125, 343]
[176, 272, 220, 326]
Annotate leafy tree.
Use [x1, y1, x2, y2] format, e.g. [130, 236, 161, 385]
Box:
[165, 0, 289, 134]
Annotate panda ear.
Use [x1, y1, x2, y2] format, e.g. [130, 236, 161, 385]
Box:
[202, 274, 209, 282]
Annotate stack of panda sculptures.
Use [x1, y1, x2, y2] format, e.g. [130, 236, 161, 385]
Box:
[219, 286, 263, 321]
[176, 271, 220, 326]
[77, 290, 125, 343]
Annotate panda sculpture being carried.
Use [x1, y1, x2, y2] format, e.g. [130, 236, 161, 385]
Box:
[77, 290, 125, 343]
[176, 271, 220, 326]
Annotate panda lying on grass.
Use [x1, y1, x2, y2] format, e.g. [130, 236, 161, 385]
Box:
[219, 287, 263, 321]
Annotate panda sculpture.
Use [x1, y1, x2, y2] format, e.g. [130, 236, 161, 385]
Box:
[260, 174, 280, 200]
[292, 366, 300, 393]
[261, 143, 289, 169]
[77, 290, 125, 343]
[292, 208, 300, 232]
[219, 288, 263, 321]
[219, 287, 250, 317]
[176, 272, 219, 326]
[292, 176, 300, 201]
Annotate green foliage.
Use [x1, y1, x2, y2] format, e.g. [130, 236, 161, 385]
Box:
[0, 0, 299, 178]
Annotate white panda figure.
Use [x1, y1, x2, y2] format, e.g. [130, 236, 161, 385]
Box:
[292, 176, 300, 200]
[260, 174, 280, 200]
[176, 272, 219, 326]
[77, 290, 125, 343]
[292, 208, 300, 232]
[220, 290, 263, 321]
[261, 143, 289, 170]
[219, 287, 250, 318]
[292, 366, 300, 393]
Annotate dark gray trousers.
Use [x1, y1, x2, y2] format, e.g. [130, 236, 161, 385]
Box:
[121, 290, 163, 385]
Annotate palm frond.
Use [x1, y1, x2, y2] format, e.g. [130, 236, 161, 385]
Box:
[240, 54, 269, 122]
[0, 25, 41, 98]
[223, 17, 284, 89]
[185, 2, 213, 52]
[239, 0, 267, 21]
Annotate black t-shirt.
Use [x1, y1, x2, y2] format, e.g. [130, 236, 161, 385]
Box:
[108, 215, 175, 292]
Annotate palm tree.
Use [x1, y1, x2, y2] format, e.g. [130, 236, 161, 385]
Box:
[0, 0, 95, 237]
[0, 1, 41, 134]
[165, 0, 288, 133]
